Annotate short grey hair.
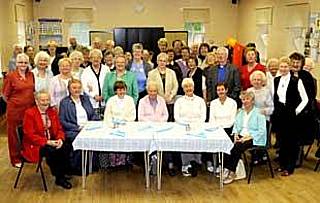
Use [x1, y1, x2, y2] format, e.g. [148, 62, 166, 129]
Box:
[70, 50, 84, 61]
[16, 53, 29, 63]
[249, 70, 267, 86]
[132, 43, 143, 52]
[146, 81, 158, 91]
[181, 78, 194, 88]
[217, 46, 229, 56]
[89, 49, 103, 58]
[35, 89, 50, 100]
[239, 90, 255, 101]
[34, 51, 50, 66]
[157, 53, 168, 62]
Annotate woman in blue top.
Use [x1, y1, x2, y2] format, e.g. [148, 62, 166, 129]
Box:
[223, 90, 266, 184]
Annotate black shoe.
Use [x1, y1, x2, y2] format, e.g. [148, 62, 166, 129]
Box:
[55, 178, 72, 189]
[168, 168, 177, 177]
[64, 174, 72, 180]
[189, 161, 199, 177]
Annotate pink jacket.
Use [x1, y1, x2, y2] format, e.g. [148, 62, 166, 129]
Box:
[138, 95, 168, 122]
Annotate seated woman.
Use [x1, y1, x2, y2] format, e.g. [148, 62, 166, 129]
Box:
[59, 79, 99, 173]
[174, 78, 206, 177]
[102, 81, 135, 168]
[22, 90, 72, 189]
[208, 83, 237, 173]
[223, 91, 266, 184]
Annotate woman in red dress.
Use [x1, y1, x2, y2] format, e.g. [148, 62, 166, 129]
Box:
[240, 48, 265, 90]
[3, 53, 35, 167]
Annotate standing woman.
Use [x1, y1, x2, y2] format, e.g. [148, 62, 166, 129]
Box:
[47, 40, 62, 76]
[24, 45, 35, 69]
[197, 43, 210, 69]
[147, 53, 178, 121]
[50, 58, 73, 109]
[240, 48, 265, 90]
[3, 53, 35, 167]
[69, 50, 84, 79]
[186, 57, 207, 101]
[32, 51, 53, 92]
[272, 57, 308, 176]
[81, 49, 110, 119]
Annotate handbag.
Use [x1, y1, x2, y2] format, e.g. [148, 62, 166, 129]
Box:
[235, 159, 246, 180]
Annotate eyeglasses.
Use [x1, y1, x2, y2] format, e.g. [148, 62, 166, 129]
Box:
[17, 61, 29, 64]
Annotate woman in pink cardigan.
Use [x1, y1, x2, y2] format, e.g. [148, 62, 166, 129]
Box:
[138, 81, 168, 122]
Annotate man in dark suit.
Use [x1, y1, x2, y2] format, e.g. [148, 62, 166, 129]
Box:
[204, 46, 241, 106]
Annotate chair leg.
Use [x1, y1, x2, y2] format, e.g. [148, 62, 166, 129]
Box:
[38, 161, 48, 192]
[265, 150, 274, 178]
[14, 161, 25, 188]
[36, 163, 40, 173]
[314, 159, 320, 172]
[304, 145, 312, 160]
[242, 152, 248, 172]
[247, 160, 254, 184]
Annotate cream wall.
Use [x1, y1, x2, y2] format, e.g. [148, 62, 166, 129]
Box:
[33, 0, 238, 46]
[0, 0, 33, 72]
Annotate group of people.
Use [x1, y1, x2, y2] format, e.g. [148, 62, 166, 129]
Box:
[2, 36, 318, 189]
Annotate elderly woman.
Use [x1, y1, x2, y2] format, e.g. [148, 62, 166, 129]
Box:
[272, 57, 308, 176]
[32, 51, 54, 92]
[102, 81, 135, 168]
[247, 71, 274, 121]
[174, 78, 206, 177]
[240, 48, 265, 90]
[103, 51, 115, 71]
[138, 81, 168, 122]
[114, 46, 124, 57]
[3, 53, 35, 167]
[22, 90, 71, 189]
[203, 51, 217, 70]
[126, 43, 152, 100]
[81, 49, 110, 119]
[69, 50, 84, 79]
[186, 57, 206, 100]
[50, 58, 73, 109]
[265, 58, 279, 89]
[223, 91, 267, 184]
[59, 79, 99, 173]
[148, 53, 178, 121]
[103, 54, 138, 104]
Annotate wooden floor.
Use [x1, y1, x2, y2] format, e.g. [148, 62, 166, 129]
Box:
[0, 124, 320, 203]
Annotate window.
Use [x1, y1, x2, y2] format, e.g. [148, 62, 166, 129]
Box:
[69, 23, 91, 46]
[184, 22, 205, 46]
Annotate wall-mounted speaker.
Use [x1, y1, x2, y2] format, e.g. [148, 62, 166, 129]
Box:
[232, 0, 238, 4]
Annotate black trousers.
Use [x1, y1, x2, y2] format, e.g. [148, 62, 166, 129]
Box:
[275, 103, 299, 174]
[40, 143, 71, 178]
[224, 140, 253, 172]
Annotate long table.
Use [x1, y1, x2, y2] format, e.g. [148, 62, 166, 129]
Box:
[72, 121, 234, 190]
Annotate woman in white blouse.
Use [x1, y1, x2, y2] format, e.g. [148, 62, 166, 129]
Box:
[208, 82, 237, 173]
[50, 58, 73, 108]
[32, 51, 53, 92]
[81, 49, 110, 119]
[272, 57, 308, 176]
[70, 50, 84, 80]
[174, 78, 206, 177]
[103, 80, 135, 168]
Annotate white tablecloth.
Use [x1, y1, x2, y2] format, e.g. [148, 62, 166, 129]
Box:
[73, 121, 233, 154]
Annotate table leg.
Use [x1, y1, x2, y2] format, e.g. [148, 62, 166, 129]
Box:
[157, 151, 163, 190]
[144, 151, 150, 188]
[220, 152, 224, 190]
[88, 151, 93, 174]
[82, 150, 88, 189]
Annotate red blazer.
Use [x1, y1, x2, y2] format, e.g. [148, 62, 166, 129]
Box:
[21, 106, 65, 163]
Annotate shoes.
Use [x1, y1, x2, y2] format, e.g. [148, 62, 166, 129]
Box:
[182, 165, 192, 177]
[207, 166, 214, 173]
[223, 172, 235, 184]
[14, 163, 22, 168]
[281, 170, 291, 176]
[55, 178, 72, 189]
[190, 161, 199, 177]
[215, 168, 229, 179]
[168, 168, 177, 177]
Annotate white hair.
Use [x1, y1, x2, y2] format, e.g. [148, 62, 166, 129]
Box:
[89, 49, 103, 58]
[34, 51, 50, 66]
[217, 46, 229, 56]
[181, 78, 194, 88]
[16, 53, 29, 63]
[70, 50, 84, 61]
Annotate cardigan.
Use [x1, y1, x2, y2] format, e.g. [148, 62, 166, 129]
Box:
[232, 107, 267, 146]
[59, 94, 99, 141]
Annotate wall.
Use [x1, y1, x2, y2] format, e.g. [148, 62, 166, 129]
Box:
[33, 0, 238, 46]
[0, 0, 33, 72]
